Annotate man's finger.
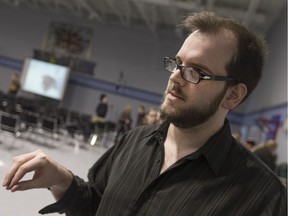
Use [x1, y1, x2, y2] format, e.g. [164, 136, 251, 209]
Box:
[2, 150, 42, 187]
[10, 178, 45, 192]
[6, 155, 45, 190]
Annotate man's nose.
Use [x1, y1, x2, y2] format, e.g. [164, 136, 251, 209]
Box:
[169, 69, 186, 87]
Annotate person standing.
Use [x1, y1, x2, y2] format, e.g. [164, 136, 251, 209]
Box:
[3, 12, 287, 216]
[136, 105, 145, 126]
[95, 94, 108, 119]
[7, 73, 20, 96]
[142, 107, 158, 125]
[114, 104, 133, 144]
[251, 139, 278, 171]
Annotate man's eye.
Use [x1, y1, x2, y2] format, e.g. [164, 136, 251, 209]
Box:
[193, 67, 206, 74]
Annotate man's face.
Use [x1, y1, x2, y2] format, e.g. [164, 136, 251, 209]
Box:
[160, 30, 237, 128]
[102, 96, 108, 104]
[146, 110, 157, 125]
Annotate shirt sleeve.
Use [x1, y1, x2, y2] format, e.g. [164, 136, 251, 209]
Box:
[38, 175, 101, 216]
[38, 141, 122, 216]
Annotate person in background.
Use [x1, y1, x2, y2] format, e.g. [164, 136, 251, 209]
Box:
[2, 12, 287, 216]
[96, 94, 108, 119]
[242, 139, 256, 150]
[114, 104, 133, 144]
[142, 107, 158, 125]
[231, 130, 241, 141]
[136, 105, 145, 126]
[275, 162, 288, 187]
[7, 73, 20, 96]
[251, 139, 278, 171]
[155, 110, 164, 125]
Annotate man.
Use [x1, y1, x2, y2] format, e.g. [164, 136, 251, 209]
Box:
[142, 107, 158, 125]
[95, 94, 108, 119]
[2, 12, 286, 215]
[251, 139, 278, 171]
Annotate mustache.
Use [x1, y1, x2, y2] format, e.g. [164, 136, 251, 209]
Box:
[166, 84, 186, 99]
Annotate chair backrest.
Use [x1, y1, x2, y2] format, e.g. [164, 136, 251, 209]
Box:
[0, 111, 19, 134]
[41, 116, 57, 133]
[23, 111, 39, 128]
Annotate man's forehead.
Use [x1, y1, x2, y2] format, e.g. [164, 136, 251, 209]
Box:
[180, 29, 237, 57]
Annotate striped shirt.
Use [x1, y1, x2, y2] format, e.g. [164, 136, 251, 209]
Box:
[40, 119, 287, 216]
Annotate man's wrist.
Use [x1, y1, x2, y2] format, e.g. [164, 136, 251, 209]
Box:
[50, 169, 74, 201]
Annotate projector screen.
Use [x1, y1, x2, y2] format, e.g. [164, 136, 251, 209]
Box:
[21, 58, 70, 100]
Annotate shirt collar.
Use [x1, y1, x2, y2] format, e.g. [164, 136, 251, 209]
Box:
[143, 119, 233, 176]
[142, 121, 169, 138]
[199, 119, 233, 176]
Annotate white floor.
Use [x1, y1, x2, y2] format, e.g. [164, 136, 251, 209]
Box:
[0, 132, 108, 216]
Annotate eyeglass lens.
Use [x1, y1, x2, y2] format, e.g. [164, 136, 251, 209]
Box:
[165, 58, 199, 83]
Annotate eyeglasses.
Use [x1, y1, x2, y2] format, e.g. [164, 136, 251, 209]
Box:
[164, 57, 236, 84]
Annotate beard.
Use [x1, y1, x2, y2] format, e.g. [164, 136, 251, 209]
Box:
[159, 83, 227, 128]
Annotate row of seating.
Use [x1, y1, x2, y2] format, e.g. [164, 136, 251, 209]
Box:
[0, 94, 116, 150]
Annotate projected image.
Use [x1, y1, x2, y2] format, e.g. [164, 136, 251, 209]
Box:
[21, 58, 70, 100]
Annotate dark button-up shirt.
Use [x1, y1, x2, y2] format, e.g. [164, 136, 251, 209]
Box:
[40, 119, 287, 216]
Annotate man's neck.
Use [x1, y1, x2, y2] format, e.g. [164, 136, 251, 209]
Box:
[170, 118, 224, 148]
[160, 119, 224, 174]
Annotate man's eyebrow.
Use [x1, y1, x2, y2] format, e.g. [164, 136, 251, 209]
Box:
[175, 55, 213, 74]
[191, 63, 213, 74]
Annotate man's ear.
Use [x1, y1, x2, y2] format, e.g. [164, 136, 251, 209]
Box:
[222, 83, 247, 110]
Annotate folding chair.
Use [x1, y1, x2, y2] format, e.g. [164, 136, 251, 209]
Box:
[21, 111, 40, 141]
[0, 111, 21, 149]
[39, 116, 58, 147]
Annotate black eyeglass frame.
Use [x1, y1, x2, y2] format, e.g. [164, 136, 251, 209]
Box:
[164, 57, 236, 84]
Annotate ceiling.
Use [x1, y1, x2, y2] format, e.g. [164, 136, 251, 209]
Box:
[0, 0, 286, 36]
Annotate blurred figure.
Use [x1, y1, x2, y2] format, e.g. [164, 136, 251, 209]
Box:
[96, 94, 108, 119]
[136, 105, 145, 126]
[231, 131, 241, 142]
[155, 110, 164, 125]
[242, 139, 256, 150]
[276, 163, 288, 187]
[143, 107, 158, 125]
[142, 108, 158, 125]
[7, 73, 20, 95]
[114, 104, 133, 144]
[251, 139, 278, 171]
